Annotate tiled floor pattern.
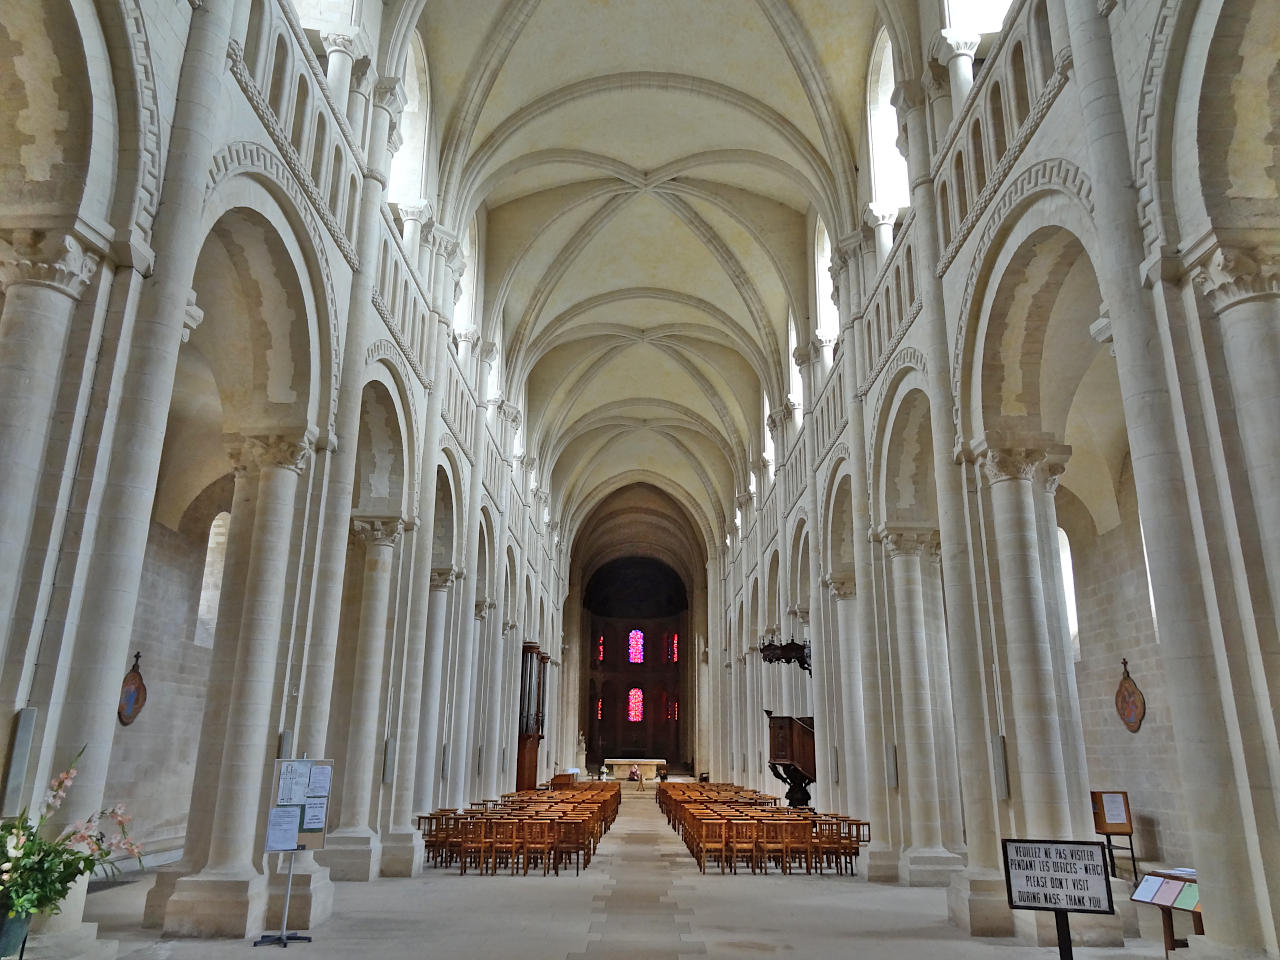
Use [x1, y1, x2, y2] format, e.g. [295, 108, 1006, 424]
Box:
[75, 789, 1179, 960]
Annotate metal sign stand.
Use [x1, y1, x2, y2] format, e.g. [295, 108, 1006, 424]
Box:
[253, 847, 310, 948]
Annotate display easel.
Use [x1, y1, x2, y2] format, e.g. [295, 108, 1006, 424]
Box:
[254, 757, 333, 949]
[1090, 790, 1138, 882]
[1131, 869, 1203, 959]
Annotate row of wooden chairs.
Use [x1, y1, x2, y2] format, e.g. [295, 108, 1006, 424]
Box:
[657, 782, 870, 876]
[416, 783, 620, 876]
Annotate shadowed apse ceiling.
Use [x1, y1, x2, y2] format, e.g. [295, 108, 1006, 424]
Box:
[408, 0, 883, 562]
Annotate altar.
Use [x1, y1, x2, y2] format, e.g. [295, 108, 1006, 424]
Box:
[603, 758, 666, 781]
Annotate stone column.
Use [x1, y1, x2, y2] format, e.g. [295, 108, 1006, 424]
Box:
[1195, 249, 1280, 629]
[862, 204, 898, 271]
[1063, 0, 1263, 946]
[414, 568, 456, 811]
[934, 31, 981, 111]
[828, 578, 868, 820]
[144, 442, 256, 926]
[165, 434, 314, 938]
[1034, 460, 1092, 840]
[325, 518, 403, 880]
[321, 34, 356, 109]
[920, 540, 964, 854]
[478, 615, 513, 800]
[0, 233, 99, 659]
[884, 530, 964, 886]
[894, 77, 1007, 930]
[980, 446, 1073, 837]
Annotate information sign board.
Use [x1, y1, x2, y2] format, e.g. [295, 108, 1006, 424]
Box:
[264, 758, 333, 852]
[1090, 790, 1133, 836]
[1002, 838, 1115, 914]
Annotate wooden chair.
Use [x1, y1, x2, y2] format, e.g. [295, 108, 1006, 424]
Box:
[835, 818, 863, 876]
[726, 820, 758, 874]
[458, 817, 492, 875]
[489, 819, 520, 875]
[520, 820, 555, 876]
[813, 819, 842, 874]
[554, 819, 589, 876]
[754, 819, 788, 874]
[783, 819, 813, 874]
[422, 813, 451, 868]
[695, 819, 727, 874]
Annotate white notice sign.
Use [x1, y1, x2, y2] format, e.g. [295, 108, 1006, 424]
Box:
[266, 806, 301, 852]
[1101, 792, 1128, 825]
[302, 798, 328, 831]
[277, 760, 311, 805]
[307, 763, 332, 798]
[1003, 839, 1114, 914]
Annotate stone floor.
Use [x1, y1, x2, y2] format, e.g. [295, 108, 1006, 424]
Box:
[84, 790, 1180, 960]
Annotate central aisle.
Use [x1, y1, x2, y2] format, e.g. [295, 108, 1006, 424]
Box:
[95, 786, 1165, 960]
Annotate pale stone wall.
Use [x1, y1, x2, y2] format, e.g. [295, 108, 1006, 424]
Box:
[103, 522, 212, 855]
[1067, 464, 1192, 866]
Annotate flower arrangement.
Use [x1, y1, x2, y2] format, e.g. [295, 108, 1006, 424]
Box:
[0, 754, 141, 919]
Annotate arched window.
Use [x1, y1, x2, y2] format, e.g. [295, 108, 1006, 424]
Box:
[867, 29, 909, 210]
[814, 220, 840, 343]
[1057, 528, 1080, 662]
[946, 0, 1014, 33]
[452, 220, 477, 332]
[193, 512, 231, 649]
[627, 688, 644, 722]
[628, 629, 644, 663]
[388, 34, 430, 204]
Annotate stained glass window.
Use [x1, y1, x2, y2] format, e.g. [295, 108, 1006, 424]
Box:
[627, 687, 643, 722]
[670, 633, 678, 662]
[628, 629, 644, 663]
[674, 699, 679, 721]
[597, 636, 604, 662]
[596, 698, 603, 720]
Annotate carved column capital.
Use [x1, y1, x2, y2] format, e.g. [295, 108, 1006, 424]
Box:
[351, 516, 404, 547]
[1036, 459, 1068, 495]
[243, 431, 316, 475]
[766, 402, 796, 436]
[429, 567, 458, 591]
[735, 491, 754, 512]
[863, 202, 899, 230]
[321, 32, 356, 56]
[979, 447, 1046, 485]
[933, 29, 981, 65]
[182, 289, 204, 343]
[0, 231, 100, 297]
[890, 79, 927, 114]
[1192, 245, 1280, 312]
[881, 527, 934, 558]
[372, 77, 407, 117]
[825, 575, 856, 600]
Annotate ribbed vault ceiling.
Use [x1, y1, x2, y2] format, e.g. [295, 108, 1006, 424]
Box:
[413, 0, 880, 560]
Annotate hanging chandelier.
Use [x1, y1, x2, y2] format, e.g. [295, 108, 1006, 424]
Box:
[759, 635, 811, 674]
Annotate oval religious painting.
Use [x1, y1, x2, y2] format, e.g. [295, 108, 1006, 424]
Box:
[1115, 658, 1145, 733]
[118, 652, 147, 726]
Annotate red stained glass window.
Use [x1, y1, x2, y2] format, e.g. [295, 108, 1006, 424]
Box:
[596, 698, 603, 720]
[597, 636, 604, 662]
[670, 633, 678, 662]
[674, 699, 678, 721]
[627, 687, 643, 722]
[628, 629, 644, 663]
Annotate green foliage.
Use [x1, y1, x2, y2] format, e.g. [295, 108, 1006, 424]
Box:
[0, 751, 141, 919]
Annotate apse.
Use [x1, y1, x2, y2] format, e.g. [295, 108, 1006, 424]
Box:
[583, 557, 689, 768]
